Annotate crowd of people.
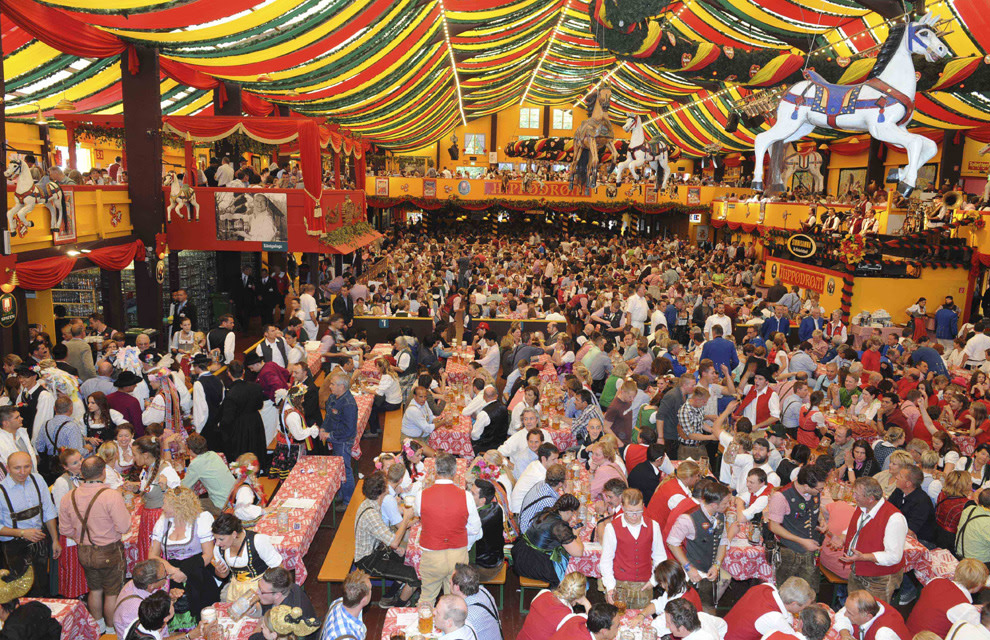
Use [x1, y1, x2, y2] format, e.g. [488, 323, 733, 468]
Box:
[5, 226, 990, 640]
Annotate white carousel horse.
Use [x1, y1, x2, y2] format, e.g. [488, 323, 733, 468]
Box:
[783, 143, 825, 193]
[164, 171, 200, 222]
[752, 13, 950, 197]
[614, 114, 671, 191]
[4, 155, 63, 237]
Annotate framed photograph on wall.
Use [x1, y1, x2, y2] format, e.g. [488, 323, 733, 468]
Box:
[916, 163, 938, 192]
[215, 192, 288, 243]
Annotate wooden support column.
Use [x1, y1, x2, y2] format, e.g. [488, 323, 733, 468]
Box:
[490, 114, 498, 167]
[940, 130, 965, 189]
[867, 138, 887, 190]
[100, 270, 124, 331]
[277, 105, 291, 117]
[0, 51, 29, 356]
[334, 151, 341, 189]
[121, 45, 165, 335]
[436, 141, 441, 172]
[38, 124, 52, 169]
[542, 106, 551, 137]
[213, 82, 243, 166]
[66, 124, 78, 171]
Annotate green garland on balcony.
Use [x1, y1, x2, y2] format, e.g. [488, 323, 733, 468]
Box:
[76, 123, 186, 150]
[321, 221, 375, 246]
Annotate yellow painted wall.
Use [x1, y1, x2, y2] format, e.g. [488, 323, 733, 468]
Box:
[25, 290, 54, 333]
[5, 187, 133, 253]
[850, 267, 969, 323]
[962, 136, 989, 177]
[826, 149, 868, 195]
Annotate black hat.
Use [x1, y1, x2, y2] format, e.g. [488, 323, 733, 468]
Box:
[139, 349, 159, 365]
[754, 366, 776, 384]
[114, 371, 143, 388]
[191, 353, 211, 369]
[14, 365, 37, 378]
[766, 423, 788, 439]
[244, 352, 263, 367]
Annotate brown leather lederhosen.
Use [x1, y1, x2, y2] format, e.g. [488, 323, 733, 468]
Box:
[0, 475, 49, 574]
[70, 487, 122, 570]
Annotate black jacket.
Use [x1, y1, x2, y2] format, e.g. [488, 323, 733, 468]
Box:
[220, 379, 266, 460]
[332, 294, 354, 323]
[301, 375, 322, 427]
[475, 501, 505, 569]
[627, 461, 662, 507]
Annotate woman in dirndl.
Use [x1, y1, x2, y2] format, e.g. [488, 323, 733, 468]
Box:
[51, 449, 87, 598]
[269, 385, 319, 479]
[224, 453, 268, 526]
[141, 368, 187, 457]
[907, 297, 929, 341]
[127, 435, 181, 560]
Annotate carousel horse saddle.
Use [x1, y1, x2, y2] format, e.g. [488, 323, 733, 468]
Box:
[782, 69, 911, 126]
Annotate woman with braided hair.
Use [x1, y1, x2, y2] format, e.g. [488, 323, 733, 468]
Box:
[248, 605, 321, 640]
[126, 435, 181, 560]
[224, 453, 267, 526]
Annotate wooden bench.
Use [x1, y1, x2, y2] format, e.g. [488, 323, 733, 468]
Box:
[483, 561, 508, 609]
[382, 407, 404, 453]
[317, 479, 364, 608]
[517, 575, 550, 613]
[820, 563, 847, 609]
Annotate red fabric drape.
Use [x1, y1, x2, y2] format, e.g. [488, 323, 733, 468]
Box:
[242, 92, 276, 117]
[827, 139, 872, 156]
[87, 240, 147, 271]
[16, 256, 76, 291]
[15, 241, 146, 291]
[184, 141, 196, 186]
[0, 0, 139, 74]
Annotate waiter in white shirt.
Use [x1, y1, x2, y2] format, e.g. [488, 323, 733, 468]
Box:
[600, 489, 667, 609]
[624, 284, 650, 334]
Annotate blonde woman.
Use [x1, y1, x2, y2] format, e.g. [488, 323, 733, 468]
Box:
[369, 358, 402, 436]
[251, 605, 321, 640]
[149, 486, 219, 619]
[517, 572, 592, 640]
[95, 440, 125, 488]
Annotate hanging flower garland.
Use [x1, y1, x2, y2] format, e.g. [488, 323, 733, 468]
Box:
[837, 234, 867, 265]
[320, 221, 375, 246]
[75, 124, 186, 151]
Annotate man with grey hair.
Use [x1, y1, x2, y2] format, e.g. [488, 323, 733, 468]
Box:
[838, 476, 908, 603]
[434, 594, 473, 640]
[415, 454, 481, 605]
[322, 371, 358, 507]
[724, 577, 815, 640]
[834, 590, 910, 640]
[112, 559, 167, 639]
[451, 564, 500, 640]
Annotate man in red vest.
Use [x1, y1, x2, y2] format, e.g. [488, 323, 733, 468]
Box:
[600, 489, 666, 610]
[548, 603, 620, 640]
[723, 578, 815, 640]
[836, 476, 908, 603]
[734, 367, 781, 431]
[645, 460, 701, 527]
[413, 454, 482, 605]
[834, 590, 910, 640]
[906, 558, 987, 638]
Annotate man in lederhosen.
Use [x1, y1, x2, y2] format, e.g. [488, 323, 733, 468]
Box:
[0, 451, 60, 595]
[666, 480, 732, 608]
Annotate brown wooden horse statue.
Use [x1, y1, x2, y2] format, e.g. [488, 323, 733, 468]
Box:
[569, 84, 617, 191]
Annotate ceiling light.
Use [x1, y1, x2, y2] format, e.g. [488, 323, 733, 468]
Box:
[55, 97, 76, 111]
[66, 250, 80, 256]
[34, 107, 47, 126]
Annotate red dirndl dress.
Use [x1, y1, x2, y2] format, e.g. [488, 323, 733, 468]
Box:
[57, 536, 88, 598]
[138, 506, 162, 561]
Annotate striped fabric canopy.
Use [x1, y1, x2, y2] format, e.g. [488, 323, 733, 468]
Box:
[2, 0, 989, 155]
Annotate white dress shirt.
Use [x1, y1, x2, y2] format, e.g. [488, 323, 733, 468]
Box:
[17, 383, 54, 440]
[256, 339, 288, 368]
[964, 333, 990, 367]
[471, 401, 497, 440]
[600, 515, 667, 591]
[498, 428, 553, 477]
[834, 601, 905, 640]
[847, 498, 908, 567]
[739, 384, 780, 424]
[738, 487, 772, 521]
[191, 374, 223, 433]
[461, 390, 487, 418]
[375, 374, 402, 405]
[666, 478, 693, 514]
[703, 314, 733, 340]
[0, 428, 38, 472]
[401, 399, 435, 439]
[413, 479, 482, 548]
[478, 343, 499, 377]
[735, 462, 780, 496]
[625, 294, 649, 332]
[656, 612, 727, 640]
[509, 460, 548, 513]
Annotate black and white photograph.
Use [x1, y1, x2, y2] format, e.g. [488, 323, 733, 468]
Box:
[215, 191, 288, 242]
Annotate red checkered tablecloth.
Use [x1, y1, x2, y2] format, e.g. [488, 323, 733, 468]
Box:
[254, 456, 344, 584]
[445, 359, 474, 386]
[307, 351, 322, 376]
[723, 531, 775, 583]
[350, 392, 373, 459]
[427, 411, 475, 457]
[24, 598, 99, 640]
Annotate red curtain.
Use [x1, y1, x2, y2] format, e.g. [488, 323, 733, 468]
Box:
[88, 240, 147, 271]
[242, 92, 276, 117]
[15, 240, 146, 291]
[1, 0, 139, 73]
[16, 256, 76, 291]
